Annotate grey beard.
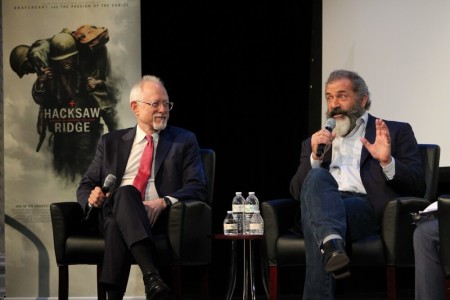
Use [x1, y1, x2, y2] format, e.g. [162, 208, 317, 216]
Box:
[328, 105, 364, 137]
[334, 116, 351, 137]
[153, 117, 168, 131]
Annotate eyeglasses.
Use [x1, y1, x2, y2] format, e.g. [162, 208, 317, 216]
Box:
[136, 100, 174, 111]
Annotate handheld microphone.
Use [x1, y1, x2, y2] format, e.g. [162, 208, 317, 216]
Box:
[85, 174, 117, 221]
[316, 118, 336, 157]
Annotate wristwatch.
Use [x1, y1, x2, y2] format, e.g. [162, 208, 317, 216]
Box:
[163, 196, 172, 209]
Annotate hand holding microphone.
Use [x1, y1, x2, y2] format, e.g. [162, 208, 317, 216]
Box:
[316, 118, 336, 157]
[85, 174, 116, 221]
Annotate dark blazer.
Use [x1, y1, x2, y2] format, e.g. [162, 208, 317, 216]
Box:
[77, 125, 208, 212]
[290, 114, 426, 220]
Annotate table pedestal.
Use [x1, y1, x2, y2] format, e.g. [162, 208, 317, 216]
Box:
[214, 234, 267, 300]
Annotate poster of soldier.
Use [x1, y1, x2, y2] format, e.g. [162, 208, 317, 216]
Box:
[2, 0, 142, 297]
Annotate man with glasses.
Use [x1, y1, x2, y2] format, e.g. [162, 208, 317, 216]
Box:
[77, 75, 208, 299]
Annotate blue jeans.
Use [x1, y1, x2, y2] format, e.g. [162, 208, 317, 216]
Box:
[413, 219, 445, 300]
[299, 168, 378, 300]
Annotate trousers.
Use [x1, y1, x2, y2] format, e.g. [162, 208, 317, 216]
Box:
[298, 168, 378, 300]
[97, 185, 154, 291]
[413, 218, 445, 300]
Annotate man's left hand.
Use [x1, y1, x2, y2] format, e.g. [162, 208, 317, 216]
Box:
[360, 118, 392, 166]
[143, 198, 166, 226]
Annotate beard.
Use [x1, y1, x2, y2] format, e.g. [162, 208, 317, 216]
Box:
[334, 117, 351, 137]
[327, 104, 365, 137]
[153, 115, 168, 131]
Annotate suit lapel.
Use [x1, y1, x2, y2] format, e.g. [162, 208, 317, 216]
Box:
[360, 114, 376, 166]
[116, 127, 136, 181]
[154, 127, 174, 176]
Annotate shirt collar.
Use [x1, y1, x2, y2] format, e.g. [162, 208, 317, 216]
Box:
[135, 125, 159, 144]
[341, 111, 368, 139]
[359, 111, 369, 126]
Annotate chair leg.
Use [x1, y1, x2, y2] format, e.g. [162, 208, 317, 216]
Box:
[445, 278, 450, 300]
[97, 265, 106, 300]
[386, 266, 398, 300]
[58, 265, 69, 300]
[269, 266, 278, 300]
[171, 265, 182, 300]
[199, 265, 209, 300]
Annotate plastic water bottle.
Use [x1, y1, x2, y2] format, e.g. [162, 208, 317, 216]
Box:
[244, 192, 259, 234]
[223, 211, 238, 235]
[232, 192, 245, 234]
[249, 210, 264, 235]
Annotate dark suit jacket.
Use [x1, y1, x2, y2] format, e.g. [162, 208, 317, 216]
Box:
[77, 125, 208, 212]
[290, 114, 426, 220]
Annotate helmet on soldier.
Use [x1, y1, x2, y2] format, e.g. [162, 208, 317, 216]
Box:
[50, 32, 78, 60]
[9, 45, 31, 78]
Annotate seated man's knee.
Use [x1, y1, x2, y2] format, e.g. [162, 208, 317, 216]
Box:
[114, 185, 141, 198]
[304, 168, 333, 186]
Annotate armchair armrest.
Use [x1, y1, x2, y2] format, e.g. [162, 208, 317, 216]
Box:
[438, 195, 450, 277]
[167, 200, 212, 265]
[261, 198, 299, 264]
[382, 196, 430, 265]
[50, 202, 85, 263]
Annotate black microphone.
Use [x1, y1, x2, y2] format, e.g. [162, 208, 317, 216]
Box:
[85, 174, 117, 221]
[316, 118, 336, 157]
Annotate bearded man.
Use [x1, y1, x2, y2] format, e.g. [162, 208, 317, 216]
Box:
[289, 69, 425, 300]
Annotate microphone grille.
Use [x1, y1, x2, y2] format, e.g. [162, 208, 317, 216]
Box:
[325, 118, 336, 129]
[104, 174, 117, 188]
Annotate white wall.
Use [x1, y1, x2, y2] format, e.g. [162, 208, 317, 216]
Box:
[323, 0, 450, 166]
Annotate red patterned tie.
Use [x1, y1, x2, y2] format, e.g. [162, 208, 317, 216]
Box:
[133, 135, 154, 200]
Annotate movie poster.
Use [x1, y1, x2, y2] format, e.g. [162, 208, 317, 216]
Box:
[2, 0, 142, 297]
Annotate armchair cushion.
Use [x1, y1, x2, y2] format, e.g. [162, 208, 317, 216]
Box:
[382, 197, 430, 266]
[262, 198, 299, 266]
[167, 199, 212, 265]
[50, 202, 103, 265]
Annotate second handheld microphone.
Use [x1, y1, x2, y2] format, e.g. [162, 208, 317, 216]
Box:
[85, 174, 117, 221]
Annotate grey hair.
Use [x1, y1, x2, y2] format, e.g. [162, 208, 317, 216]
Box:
[325, 69, 371, 110]
[129, 75, 165, 103]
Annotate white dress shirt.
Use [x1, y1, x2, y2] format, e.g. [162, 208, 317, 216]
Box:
[120, 125, 160, 201]
[311, 112, 395, 194]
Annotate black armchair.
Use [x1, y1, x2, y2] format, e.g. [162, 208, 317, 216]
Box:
[50, 148, 215, 300]
[438, 195, 450, 299]
[262, 144, 440, 300]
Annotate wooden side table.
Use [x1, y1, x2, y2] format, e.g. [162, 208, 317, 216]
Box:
[214, 234, 267, 300]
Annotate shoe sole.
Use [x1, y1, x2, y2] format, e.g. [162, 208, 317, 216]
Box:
[324, 251, 350, 272]
[331, 266, 351, 279]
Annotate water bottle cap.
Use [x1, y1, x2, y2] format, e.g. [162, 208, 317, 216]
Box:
[235, 192, 242, 195]
[249, 192, 255, 195]
[227, 210, 233, 213]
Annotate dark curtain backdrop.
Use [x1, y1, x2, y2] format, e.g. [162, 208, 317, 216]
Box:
[140, 1, 321, 296]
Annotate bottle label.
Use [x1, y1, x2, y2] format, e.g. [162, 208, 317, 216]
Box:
[244, 205, 258, 213]
[249, 223, 263, 230]
[224, 224, 238, 230]
[232, 204, 244, 212]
